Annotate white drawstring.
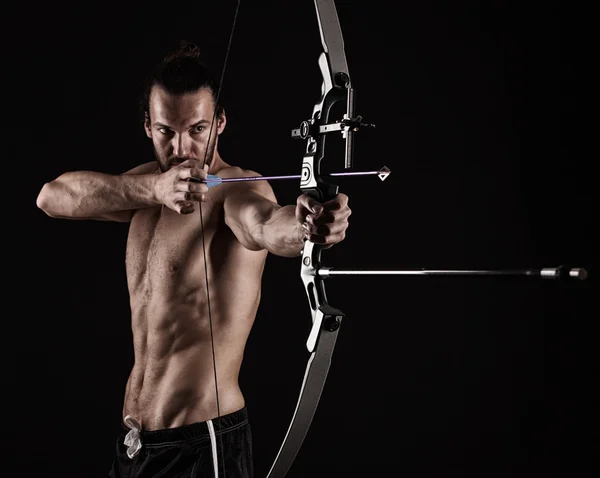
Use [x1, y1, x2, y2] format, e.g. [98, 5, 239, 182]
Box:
[206, 419, 219, 478]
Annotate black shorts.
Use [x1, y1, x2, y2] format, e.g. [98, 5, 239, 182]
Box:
[108, 407, 253, 478]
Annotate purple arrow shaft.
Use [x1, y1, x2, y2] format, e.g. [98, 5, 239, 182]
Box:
[205, 174, 301, 183]
[203, 170, 382, 184]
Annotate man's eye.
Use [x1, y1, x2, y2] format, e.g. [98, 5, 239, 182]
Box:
[192, 126, 204, 133]
[158, 127, 171, 134]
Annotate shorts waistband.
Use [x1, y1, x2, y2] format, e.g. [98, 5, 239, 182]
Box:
[124, 407, 248, 445]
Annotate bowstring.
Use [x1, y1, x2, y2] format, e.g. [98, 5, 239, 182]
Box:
[198, 1, 241, 477]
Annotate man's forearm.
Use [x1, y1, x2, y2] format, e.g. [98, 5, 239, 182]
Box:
[257, 205, 304, 257]
[36, 171, 159, 219]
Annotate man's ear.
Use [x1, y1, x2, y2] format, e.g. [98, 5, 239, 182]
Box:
[143, 112, 152, 138]
[217, 108, 227, 135]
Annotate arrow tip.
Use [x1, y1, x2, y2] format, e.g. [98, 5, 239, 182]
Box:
[377, 166, 391, 181]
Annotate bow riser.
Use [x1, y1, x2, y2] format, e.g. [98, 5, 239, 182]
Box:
[300, 53, 350, 202]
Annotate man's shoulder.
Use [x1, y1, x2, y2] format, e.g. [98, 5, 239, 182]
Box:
[123, 161, 159, 176]
[216, 166, 263, 180]
[215, 165, 277, 203]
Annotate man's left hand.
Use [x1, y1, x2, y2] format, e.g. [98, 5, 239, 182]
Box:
[295, 193, 351, 247]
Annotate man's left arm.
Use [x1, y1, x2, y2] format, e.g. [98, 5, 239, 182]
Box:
[223, 170, 351, 257]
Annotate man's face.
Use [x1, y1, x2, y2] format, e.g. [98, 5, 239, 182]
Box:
[144, 85, 226, 172]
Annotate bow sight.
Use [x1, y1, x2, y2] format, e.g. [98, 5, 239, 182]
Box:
[291, 78, 375, 170]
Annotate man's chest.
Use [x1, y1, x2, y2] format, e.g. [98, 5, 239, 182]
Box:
[124, 202, 223, 288]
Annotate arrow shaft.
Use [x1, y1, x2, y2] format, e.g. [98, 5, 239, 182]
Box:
[330, 170, 380, 177]
[318, 267, 588, 280]
[202, 169, 387, 186]
[206, 174, 301, 184]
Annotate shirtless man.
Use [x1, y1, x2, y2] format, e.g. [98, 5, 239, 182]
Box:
[35, 43, 350, 478]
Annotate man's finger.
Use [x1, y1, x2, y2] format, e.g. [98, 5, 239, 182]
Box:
[180, 167, 206, 182]
[179, 180, 208, 194]
[304, 229, 345, 246]
[302, 222, 331, 237]
[175, 191, 195, 203]
[176, 201, 195, 215]
[297, 194, 324, 214]
[321, 219, 349, 236]
[318, 193, 349, 211]
[185, 192, 207, 202]
[305, 211, 333, 225]
[303, 231, 328, 244]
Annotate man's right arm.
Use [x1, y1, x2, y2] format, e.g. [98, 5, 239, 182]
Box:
[36, 162, 159, 222]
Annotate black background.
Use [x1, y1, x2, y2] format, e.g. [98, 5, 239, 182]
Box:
[6, 1, 594, 477]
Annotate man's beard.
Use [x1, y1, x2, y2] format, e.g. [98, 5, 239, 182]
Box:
[153, 141, 216, 173]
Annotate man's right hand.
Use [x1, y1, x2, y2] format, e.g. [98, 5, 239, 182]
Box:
[154, 159, 209, 214]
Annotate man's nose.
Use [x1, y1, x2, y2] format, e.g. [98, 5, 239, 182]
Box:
[172, 133, 192, 158]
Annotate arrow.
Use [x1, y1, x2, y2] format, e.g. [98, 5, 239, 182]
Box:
[318, 266, 588, 280]
[198, 166, 391, 188]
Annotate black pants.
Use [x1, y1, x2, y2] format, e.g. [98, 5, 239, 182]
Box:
[108, 408, 253, 478]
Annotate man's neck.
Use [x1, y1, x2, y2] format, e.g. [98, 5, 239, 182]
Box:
[208, 153, 229, 175]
